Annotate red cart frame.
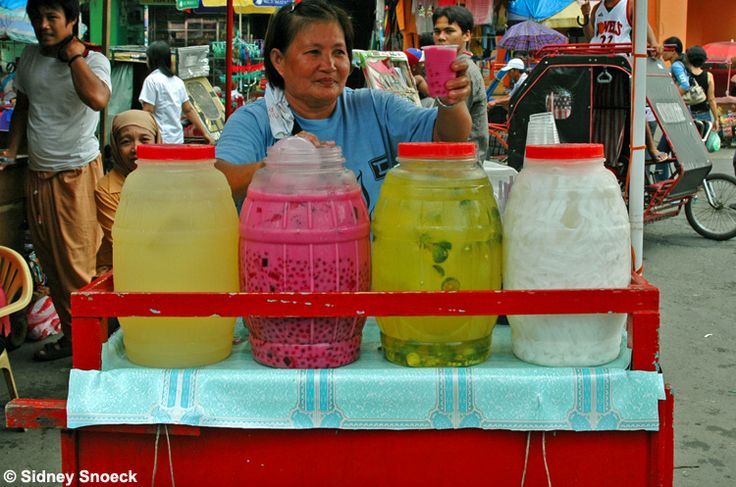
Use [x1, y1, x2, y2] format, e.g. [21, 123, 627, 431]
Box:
[6, 273, 673, 486]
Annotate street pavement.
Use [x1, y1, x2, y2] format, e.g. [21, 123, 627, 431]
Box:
[1, 147, 734, 486]
[642, 146, 735, 486]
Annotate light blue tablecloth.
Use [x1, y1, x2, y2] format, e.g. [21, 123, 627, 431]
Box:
[67, 319, 665, 431]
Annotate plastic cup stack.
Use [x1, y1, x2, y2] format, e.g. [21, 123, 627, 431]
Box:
[526, 112, 560, 146]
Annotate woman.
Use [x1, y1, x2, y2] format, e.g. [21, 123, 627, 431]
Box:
[139, 41, 213, 144]
[215, 0, 472, 211]
[95, 110, 161, 275]
[685, 45, 720, 134]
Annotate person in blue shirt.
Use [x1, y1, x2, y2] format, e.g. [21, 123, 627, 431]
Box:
[215, 0, 472, 213]
[661, 36, 689, 95]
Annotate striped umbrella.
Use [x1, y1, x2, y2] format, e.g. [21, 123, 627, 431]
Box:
[499, 20, 567, 52]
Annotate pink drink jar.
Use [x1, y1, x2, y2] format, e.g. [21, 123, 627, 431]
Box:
[240, 137, 371, 368]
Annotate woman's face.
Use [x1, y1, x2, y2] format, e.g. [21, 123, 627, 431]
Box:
[116, 125, 156, 174]
[271, 21, 350, 113]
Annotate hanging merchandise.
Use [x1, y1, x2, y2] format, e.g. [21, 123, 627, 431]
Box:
[383, 0, 403, 51]
[354, 50, 422, 106]
[414, 0, 436, 35]
[466, 0, 494, 26]
[372, 0, 386, 49]
[214, 37, 266, 106]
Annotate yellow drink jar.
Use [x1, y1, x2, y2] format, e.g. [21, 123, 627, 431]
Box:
[113, 144, 239, 367]
[372, 142, 502, 367]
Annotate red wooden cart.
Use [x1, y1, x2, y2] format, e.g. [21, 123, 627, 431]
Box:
[6, 272, 673, 486]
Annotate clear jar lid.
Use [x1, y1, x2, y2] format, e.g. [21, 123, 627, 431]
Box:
[265, 136, 344, 168]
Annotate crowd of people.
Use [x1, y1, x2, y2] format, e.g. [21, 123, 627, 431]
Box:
[0, 0, 729, 361]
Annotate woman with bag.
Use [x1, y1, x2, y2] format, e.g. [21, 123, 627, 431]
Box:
[685, 45, 720, 134]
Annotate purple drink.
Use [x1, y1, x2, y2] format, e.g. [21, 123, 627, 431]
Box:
[423, 45, 458, 98]
[240, 189, 371, 369]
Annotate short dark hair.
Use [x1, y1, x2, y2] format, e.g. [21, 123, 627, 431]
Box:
[263, 0, 354, 90]
[686, 45, 708, 68]
[432, 5, 474, 33]
[663, 36, 683, 55]
[26, 0, 79, 35]
[146, 41, 174, 77]
[418, 32, 434, 48]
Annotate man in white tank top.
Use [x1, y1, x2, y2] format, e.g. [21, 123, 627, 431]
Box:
[580, 0, 661, 54]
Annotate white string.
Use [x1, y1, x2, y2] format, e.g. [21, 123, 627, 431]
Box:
[520, 432, 553, 487]
[542, 431, 552, 487]
[520, 431, 531, 486]
[151, 426, 161, 487]
[164, 425, 177, 487]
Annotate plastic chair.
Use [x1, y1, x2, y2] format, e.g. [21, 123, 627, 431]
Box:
[1, 246, 33, 401]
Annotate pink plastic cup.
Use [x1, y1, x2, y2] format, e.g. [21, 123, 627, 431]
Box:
[423, 45, 458, 98]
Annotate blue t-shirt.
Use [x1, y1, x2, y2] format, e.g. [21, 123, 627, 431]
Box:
[670, 60, 690, 91]
[216, 88, 437, 213]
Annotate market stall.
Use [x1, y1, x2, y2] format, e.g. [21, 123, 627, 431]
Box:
[4, 2, 676, 485]
[7, 272, 673, 486]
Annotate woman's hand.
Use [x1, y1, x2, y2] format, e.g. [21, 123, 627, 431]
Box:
[437, 59, 471, 107]
[295, 131, 336, 148]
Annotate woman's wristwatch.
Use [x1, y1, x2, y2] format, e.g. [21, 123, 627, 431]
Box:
[435, 97, 460, 109]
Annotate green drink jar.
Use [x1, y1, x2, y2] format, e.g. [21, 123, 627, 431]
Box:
[371, 142, 503, 367]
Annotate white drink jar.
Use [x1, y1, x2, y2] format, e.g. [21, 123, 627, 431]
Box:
[503, 144, 631, 366]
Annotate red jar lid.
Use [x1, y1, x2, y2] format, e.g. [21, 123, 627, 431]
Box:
[137, 144, 215, 161]
[525, 143, 604, 160]
[398, 142, 476, 159]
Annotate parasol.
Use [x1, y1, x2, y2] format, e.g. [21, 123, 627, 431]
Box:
[508, 0, 571, 21]
[703, 41, 736, 97]
[702, 41, 736, 64]
[498, 20, 567, 52]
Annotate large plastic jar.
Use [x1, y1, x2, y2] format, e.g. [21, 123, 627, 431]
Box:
[240, 137, 371, 369]
[372, 142, 503, 367]
[503, 144, 631, 366]
[113, 144, 240, 368]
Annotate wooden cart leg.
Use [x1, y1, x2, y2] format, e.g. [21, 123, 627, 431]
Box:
[61, 429, 79, 487]
[650, 385, 674, 487]
[72, 317, 106, 370]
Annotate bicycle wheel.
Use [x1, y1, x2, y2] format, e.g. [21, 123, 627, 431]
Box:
[685, 173, 736, 240]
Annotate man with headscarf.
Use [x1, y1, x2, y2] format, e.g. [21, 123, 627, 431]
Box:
[95, 110, 161, 276]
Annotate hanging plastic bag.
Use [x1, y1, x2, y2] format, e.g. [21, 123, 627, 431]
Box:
[26, 295, 61, 341]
